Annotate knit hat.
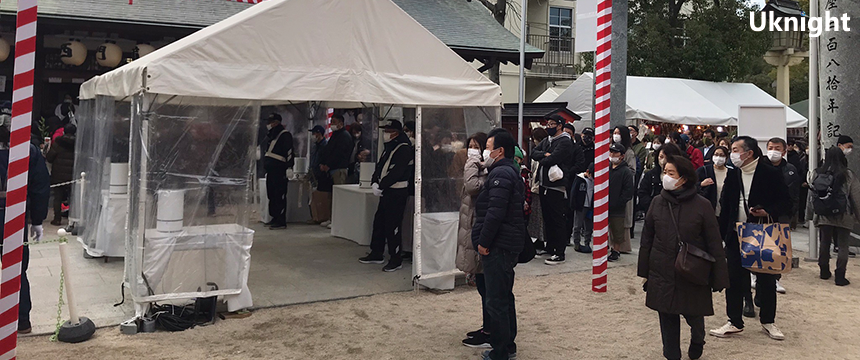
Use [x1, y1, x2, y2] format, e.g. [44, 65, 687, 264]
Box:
[514, 146, 524, 160]
[837, 135, 854, 145]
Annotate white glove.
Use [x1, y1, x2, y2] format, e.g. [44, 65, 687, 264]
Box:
[30, 225, 43, 242]
[371, 183, 383, 197]
[255, 148, 261, 160]
[286, 169, 295, 179]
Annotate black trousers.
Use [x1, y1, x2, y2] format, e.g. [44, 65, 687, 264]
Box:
[540, 189, 571, 258]
[52, 184, 71, 221]
[819, 225, 851, 273]
[475, 273, 490, 331]
[658, 312, 704, 360]
[266, 169, 288, 225]
[725, 230, 777, 327]
[482, 248, 518, 359]
[370, 189, 408, 262]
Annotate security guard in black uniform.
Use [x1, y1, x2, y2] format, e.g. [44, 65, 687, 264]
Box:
[263, 113, 294, 229]
[359, 119, 414, 272]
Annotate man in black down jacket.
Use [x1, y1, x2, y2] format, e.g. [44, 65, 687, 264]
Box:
[46, 124, 76, 225]
[711, 136, 790, 341]
[472, 129, 524, 360]
[530, 115, 584, 265]
[318, 113, 353, 185]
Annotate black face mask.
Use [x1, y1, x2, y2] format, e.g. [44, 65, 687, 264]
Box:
[546, 127, 558, 136]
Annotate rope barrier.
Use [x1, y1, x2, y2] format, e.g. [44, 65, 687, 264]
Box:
[50, 178, 81, 188]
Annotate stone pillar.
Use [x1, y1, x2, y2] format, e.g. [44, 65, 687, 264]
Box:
[610, 0, 628, 129]
[819, 0, 859, 173]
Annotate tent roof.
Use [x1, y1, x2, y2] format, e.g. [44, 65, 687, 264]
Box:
[533, 87, 567, 103]
[556, 73, 808, 128]
[80, 0, 502, 107]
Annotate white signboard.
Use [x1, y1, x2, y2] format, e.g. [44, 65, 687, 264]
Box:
[574, 0, 598, 53]
[738, 105, 787, 153]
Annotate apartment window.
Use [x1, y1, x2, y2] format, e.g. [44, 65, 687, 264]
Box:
[549, 7, 573, 52]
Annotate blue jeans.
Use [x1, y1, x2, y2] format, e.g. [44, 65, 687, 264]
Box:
[482, 248, 518, 359]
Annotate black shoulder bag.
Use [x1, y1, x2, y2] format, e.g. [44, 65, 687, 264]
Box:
[668, 202, 716, 286]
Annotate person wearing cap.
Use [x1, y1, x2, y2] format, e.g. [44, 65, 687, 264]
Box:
[308, 125, 331, 225]
[829, 135, 856, 256]
[581, 127, 595, 164]
[0, 108, 51, 334]
[319, 113, 353, 187]
[608, 143, 634, 261]
[46, 124, 77, 226]
[359, 119, 414, 272]
[530, 114, 585, 265]
[263, 113, 294, 229]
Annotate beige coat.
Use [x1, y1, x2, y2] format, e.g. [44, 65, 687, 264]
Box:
[456, 156, 487, 274]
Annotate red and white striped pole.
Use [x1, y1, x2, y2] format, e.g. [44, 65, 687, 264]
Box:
[0, 0, 37, 357]
[325, 108, 333, 140]
[591, 0, 611, 293]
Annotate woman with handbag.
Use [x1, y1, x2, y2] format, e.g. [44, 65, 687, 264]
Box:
[639, 155, 729, 360]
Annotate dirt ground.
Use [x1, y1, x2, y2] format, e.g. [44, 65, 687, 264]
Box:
[18, 260, 860, 360]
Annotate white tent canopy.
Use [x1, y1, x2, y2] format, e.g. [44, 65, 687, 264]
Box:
[80, 0, 501, 107]
[556, 73, 808, 128]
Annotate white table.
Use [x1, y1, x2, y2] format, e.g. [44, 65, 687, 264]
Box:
[258, 177, 312, 224]
[331, 185, 413, 247]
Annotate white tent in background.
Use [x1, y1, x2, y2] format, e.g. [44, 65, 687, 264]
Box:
[78, 0, 502, 317]
[533, 86, 567, 103]
[556, 73, 808, 128]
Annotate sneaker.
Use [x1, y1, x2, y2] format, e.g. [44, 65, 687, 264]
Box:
[320, 220, 332, 227]
[544, 255, 565, 265]
[709, 322, 743, 338]
[534, 248, 548, 256]
[608, 250, 620, 262]
[762, 323, 785, 340]
[480, 350, 516, 360]
[17, 327, 31, 335]
[462, 332, 491, 348]
[743, 301, 756, 318]
[358, 254, 385, 264]
[305, 219, 321, 225]
[576, 244, 593, 253]
[775, 280, 786, 294]
[50, 219, 62, 226]
[750, 274, 757, 289]
[269, 223, 287, 230]
[466, 328, 485, 338]
[383, 261, 402, 272]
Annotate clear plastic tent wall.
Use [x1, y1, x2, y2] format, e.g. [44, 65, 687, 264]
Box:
[72, 96, 129, 257]
[125, 93, 258, 308]
[413, 106, 499, 289]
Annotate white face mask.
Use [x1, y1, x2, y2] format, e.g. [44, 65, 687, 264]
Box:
[662, 174, 680, 191]
[613, 134, 622, 143]
[266, 124, 274, 131]
[482, 149, 492, 162]
[610, 156, 622, 164]
[730, 152, 744, 167]
[664, 138, 672, 144]
[383, 132, 395, 143]
[712, 156, 726, 167]
[653, 143, 662, 151]
[468, 148, 481, 159]
[767, 150, 783, 163]
[844, 147, 853, 156]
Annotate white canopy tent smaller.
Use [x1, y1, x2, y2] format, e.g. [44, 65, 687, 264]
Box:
[556, 73, 808, 128]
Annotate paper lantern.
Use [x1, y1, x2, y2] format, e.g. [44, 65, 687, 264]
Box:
[60, 39, 87, 66]
[0, 37, 9, 62]
[133, 43, 155, 60]
[96, 42, 122, 68]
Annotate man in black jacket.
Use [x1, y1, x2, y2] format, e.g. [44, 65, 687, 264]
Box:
[319, 114, 352, 186]
[263, 113, 294, 229]
[0, 109, 51, 334]
[699, 129, 717, 165]
[530, 115, 584, 265]
[359, 119, 414, 272]
[766, 138, 800, 226]
[608, 143, 634, 262]
[472, 129, 524, 360]
[711, 136, 790, 341]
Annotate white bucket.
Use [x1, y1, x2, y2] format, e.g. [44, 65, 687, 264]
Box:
[294, 157, 308, 174]
[109, 163, 129, 195]
[359, 162, 375, 189]
[156, 190, 184, 233]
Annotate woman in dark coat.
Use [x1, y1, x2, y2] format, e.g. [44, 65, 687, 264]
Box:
[638, 143, 682, 216]
[639, 155, 729, 360]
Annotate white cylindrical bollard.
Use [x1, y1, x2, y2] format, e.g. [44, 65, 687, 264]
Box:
[109, 163, 129, 195]
[156, 189, 185, 233]
[58, 242, 80, 325]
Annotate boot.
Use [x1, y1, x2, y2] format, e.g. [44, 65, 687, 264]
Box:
[688, 341, 705, 360]
[835, 269, 850, 286]
[820, 265, 832, 280]
[743, 299, 756, 318]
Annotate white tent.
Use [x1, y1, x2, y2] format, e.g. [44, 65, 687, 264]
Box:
[533, 86, 566, 103]
[80, 0, 501, 107]
[556, 73, 808, 128]
[78, 0, 502, 316]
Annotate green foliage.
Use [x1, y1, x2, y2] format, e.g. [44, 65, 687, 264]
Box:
[628, 0, 771, 82]
[576, 52, 594, 74]
[38, 117, 50, 139]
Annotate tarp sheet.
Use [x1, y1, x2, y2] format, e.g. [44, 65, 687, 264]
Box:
[556, 73, 808, 128]
[79, 0, 501, 108]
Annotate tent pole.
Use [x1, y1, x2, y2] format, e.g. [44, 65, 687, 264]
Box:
[413, 106, 423, 293]
[807, 0, 820, 261]
[517, 0, 528, 148]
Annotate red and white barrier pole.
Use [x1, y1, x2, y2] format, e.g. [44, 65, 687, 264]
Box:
[592, 0, 611, 293]
[0, 0, 37, 357]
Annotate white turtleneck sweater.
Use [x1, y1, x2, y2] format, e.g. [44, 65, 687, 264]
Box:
[738, 158, 758, 223]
